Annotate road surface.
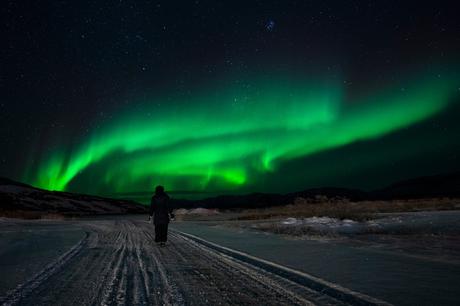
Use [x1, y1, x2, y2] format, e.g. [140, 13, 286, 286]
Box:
[0, 218, 386, 306]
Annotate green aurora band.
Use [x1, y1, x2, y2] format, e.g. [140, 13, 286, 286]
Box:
[26, 69, 460, 195]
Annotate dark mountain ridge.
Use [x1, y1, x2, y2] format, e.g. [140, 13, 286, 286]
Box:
[1, 171, 459, 214]
[170, 171, 460, 209]
[373, 171, 460, 199]
[0, 178, 147, 217]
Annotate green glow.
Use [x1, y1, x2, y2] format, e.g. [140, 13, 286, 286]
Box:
[27, 70, 460, 194]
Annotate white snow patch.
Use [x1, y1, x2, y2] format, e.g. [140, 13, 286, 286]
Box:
[174, 208, 219, 216]
[279, 216, 364, 234]
[281, 217, 300, 225]
[302, 216, 357, 228]
[188, 208, 219, 215]
[174, 209, 189, 215]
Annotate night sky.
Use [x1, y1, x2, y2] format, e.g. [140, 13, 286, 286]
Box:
[2, 1, 460, 200]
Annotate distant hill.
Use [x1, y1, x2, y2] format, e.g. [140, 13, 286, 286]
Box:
[2, 171, 459, 216]
[0, 177, 32, 188]
[170, 187, 368, 210]
[0, 178, 147, 218]
[372, 171, 460, 199]
[171, 171, 460, 209]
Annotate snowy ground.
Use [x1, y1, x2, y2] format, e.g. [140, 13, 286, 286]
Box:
[237, 210, 460, 264]
[172, 218, 460, 306]
[272, 210, 460, 235]
[0, 218, 85, 296]
[0, 217, 351, 306]
[1, 213, 459, 305]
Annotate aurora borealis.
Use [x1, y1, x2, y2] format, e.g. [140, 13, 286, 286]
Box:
[26, 70, 460, 195]
[2, 1, 460, 200]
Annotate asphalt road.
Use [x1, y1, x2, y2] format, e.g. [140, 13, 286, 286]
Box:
[0, 218, 374, 306]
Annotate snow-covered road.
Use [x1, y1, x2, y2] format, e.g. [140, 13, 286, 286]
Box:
[0, 218, 384, 306]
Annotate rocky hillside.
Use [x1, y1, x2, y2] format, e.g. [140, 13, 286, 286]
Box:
[0, 178, 146, 218]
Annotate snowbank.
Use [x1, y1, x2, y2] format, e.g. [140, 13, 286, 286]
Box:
[279, 216, 367, 234]
[174, 208, 220, 216]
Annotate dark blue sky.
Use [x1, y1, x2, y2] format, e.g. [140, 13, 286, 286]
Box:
[1, 1, 460, 195]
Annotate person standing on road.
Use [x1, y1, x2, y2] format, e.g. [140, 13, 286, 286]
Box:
[149, 185, 174, 246]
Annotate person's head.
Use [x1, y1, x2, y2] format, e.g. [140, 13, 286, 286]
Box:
[155, 185, 165, 195]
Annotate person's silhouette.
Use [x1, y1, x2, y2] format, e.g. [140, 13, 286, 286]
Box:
[149, 185, 173, 246]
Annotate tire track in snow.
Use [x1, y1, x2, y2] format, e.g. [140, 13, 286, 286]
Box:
[143, 230, 185, 305]
[0, 232, 89, 306]
[5, 219, 380, 306]
[167, 231, 317, 305]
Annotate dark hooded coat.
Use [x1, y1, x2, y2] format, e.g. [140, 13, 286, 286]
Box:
[149, 193, 172, 225]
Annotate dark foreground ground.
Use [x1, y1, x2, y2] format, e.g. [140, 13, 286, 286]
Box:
[0, 217, 354, 306]
[1, 214, 459, 305]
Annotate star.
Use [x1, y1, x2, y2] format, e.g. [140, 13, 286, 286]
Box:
[265, 19, 275, 31]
